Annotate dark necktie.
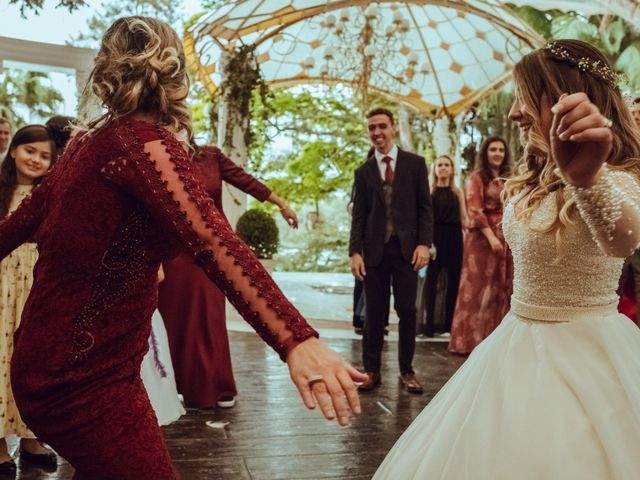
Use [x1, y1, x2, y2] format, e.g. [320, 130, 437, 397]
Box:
[382, 156, 394, 185]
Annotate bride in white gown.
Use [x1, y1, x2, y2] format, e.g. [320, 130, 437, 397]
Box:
[374, 39, 640, 480]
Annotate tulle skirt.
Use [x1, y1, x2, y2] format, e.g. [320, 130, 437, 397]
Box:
[374, 300, 640, 480]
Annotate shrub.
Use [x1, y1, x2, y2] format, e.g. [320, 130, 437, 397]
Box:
[236, 208, 279, 259]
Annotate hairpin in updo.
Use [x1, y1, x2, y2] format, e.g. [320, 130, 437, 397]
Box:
[544, 42, 619, 88]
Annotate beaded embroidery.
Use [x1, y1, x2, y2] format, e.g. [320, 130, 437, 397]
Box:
[564, 167, 640, 256]
[108, 120, 317, 361]
[71, 207, 151, 364]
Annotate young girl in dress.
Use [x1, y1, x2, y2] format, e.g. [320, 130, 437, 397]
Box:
[419, 155, 467, 337]
[448, 136, 513, 353]
[374, 39, 640, 480]
[0, 125, 57, 474]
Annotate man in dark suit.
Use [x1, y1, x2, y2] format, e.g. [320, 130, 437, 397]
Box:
[349, 107, 433, 393]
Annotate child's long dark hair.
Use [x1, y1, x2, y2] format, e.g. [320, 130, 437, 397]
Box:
[0, 125, 54, 219]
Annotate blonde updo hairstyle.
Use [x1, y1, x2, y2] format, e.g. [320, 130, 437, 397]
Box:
[504, 39, 640, 241]
[85, 16, 191, 141]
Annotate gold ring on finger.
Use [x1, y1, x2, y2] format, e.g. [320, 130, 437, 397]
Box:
[308, 374, 324, 387]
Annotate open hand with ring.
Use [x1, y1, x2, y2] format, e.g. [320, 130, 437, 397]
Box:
[287, 337, 368, 426]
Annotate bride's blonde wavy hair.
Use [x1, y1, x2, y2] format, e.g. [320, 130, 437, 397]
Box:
[83, 16, 192, 141]
[504, 39, 640, 243]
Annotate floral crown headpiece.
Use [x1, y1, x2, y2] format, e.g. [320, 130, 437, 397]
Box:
[544, 42, 619, 88]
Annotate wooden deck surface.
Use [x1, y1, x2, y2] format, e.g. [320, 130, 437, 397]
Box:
[9, 332, 465, 479]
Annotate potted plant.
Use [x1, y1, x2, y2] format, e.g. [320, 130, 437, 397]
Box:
[235, 208, 279, 273]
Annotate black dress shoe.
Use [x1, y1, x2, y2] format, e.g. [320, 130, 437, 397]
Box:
[0, 459, 16, 476]
[19, 448, 57, 469]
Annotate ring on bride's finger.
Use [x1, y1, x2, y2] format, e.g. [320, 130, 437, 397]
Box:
[603, 117, 613, 128]
[308, 374, 324, 386]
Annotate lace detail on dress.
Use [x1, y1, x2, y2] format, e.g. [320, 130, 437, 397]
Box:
[106, 120, 317, 361]
[71, 208, 151, 364]
[564, 167, 640, 257]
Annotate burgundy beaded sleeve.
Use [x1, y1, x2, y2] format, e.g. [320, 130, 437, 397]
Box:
[0, 181, 48, 260]
[102, 120, 318, 361]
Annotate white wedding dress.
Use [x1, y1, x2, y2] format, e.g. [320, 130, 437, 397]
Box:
[374, 169, 640, 480]
[140, 310, 185, 426]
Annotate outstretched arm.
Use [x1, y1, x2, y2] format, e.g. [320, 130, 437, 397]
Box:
[217, 149, 297, 228]
[0, 181, 48, 261]
[104, 123, 365, 424]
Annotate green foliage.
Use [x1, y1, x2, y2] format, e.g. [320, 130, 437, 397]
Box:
[211, 44, 272, 150]
[616, 40, 640, 89]
[0, 69, 63, 126]
[236, 209, 279, 259]
[275, 199, 351, 272]
[509, 5, 640, 90]
[249, 88, 369, 211]
[69, 0, 179, 47]
[10, 0, 85, 16]
[200, 0, 226, 10]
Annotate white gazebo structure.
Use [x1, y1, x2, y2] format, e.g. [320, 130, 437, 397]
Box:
[0, 36, 98, 119]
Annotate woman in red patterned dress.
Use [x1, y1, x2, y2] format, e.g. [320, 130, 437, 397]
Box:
[159, 144, 298, 409]
[0, 17, 365, 480]
[448, 136, 514, 354]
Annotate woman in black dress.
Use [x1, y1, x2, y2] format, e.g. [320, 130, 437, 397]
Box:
[420, 155, 468, 336]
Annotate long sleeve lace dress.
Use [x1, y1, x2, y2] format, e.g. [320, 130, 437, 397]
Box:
[373, 167, 640, 479]
[0, 118, 317, 480]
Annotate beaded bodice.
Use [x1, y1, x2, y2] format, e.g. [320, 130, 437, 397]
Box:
[503, 192, 623, 308]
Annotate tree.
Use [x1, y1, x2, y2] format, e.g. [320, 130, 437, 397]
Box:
[10, 0, 85, 16]
[70, 0, 180, 48]
[0, 69, 63, 126]
[249, 88, 370, 216]
[511, 6, 640, 90]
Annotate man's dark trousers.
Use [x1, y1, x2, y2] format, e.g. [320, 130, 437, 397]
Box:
[363, 236, 417, 374]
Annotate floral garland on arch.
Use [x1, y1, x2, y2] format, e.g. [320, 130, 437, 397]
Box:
[210, 43, 273, 150]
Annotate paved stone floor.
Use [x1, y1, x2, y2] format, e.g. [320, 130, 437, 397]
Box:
[8, 332, 466, 479]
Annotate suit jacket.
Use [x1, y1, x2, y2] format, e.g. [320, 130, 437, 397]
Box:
[349, 148, 433, 266]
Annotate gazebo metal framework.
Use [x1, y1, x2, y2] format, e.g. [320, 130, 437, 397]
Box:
[185, 1, 546, 116]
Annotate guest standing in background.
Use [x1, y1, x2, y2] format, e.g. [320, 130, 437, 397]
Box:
[159, 144, 298, 409]
[617, 97, 640, 324]
[347, 186, 366, 335]
[45, 115, 79, 158]
[449, 136, 513, 354]
[0, 125, 57, 474]
[349, 107, 433, 393]
[419, 155, 467, 337]
[0, 118, 12, 160]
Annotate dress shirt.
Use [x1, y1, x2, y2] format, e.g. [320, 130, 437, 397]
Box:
[374, 145, 398, 182]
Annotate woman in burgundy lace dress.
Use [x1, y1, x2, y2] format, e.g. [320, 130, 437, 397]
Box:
[0, 17, 365, 480]
[159, 145, 298, 409]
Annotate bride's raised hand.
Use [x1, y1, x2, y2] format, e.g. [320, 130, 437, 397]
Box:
[550, 92, 613, 187]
